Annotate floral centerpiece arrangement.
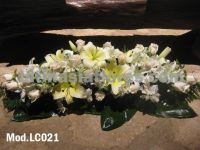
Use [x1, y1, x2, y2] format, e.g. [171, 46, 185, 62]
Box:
[1, 40, 200, 131]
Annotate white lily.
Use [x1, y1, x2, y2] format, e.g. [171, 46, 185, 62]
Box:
[53, 83, 87, 104]
[103, 61, 130, 95]
[81, 42, 107, 68]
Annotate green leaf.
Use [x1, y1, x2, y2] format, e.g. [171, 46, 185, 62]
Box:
[133, 82, 198, 118]
[29, 112, 53, 120]
[101, 106, 136, 131]
[154, 102, 197, 118]
[13, 108, 53, 122]
[134, 99, 197, 118]
[13, 109, 30, 122]
[3, 97, 23, 112]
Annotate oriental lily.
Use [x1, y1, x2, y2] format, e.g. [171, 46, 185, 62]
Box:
[103, 61, 130, 95]
[42, 50, 73, 68]
[81, 42, 109, 68]
[53, 83, 87, 104]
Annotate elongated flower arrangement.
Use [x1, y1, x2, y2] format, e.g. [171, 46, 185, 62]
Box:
[1, 40, 200, 131]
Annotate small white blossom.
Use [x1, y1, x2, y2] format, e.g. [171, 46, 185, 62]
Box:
[129, 83, 140, 94]
[141, 84, 160, 102]
[27, 89, 41, 102]
[133, 44, 145, 53]
[149, 43, 158, 55]
[95, 91, 105, 101]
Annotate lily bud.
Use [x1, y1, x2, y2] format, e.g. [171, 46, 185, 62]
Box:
[159, 47, 171, 58]
[69, 41, 77, 52]
[118, 53, 126, 64]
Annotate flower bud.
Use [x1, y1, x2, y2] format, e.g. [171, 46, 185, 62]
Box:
[118, 53, 126, 64]
[69, 41, 77, 52]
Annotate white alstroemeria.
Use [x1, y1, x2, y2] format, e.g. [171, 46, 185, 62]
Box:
[81, 42, 107, 68]
[129, 82, 140, 94]
[102, 42, 116, 60]
[149, 43, 158, 55]
[173, 82, 190, 93]
[103, 42, 113, 48]
[141, 84, 160, 102]
[133, 44, 145, 53]
[76, 39, 85, 52]
[142, 57, 160, 69]
[69, 54, 82, 65]
[27, 89, 41, 102]
[103, 42, 123, 60]
[113, 49, 123, 59]
[95, 91, 105, 101]
[3, 73, 13, 81]
[3, 81, 19, 91]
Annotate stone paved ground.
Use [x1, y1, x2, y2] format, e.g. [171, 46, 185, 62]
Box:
[0, 64, 200, 150]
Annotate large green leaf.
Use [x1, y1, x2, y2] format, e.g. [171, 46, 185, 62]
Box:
[134, 98, 197, 118]
[13, 109, 30, 122]
[154, 102, 197, 118]
[13, 108, 53, 122]
[133, 82, 198, 118]
[101, 106, 136, 131]
[3, 97, 23, 112]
